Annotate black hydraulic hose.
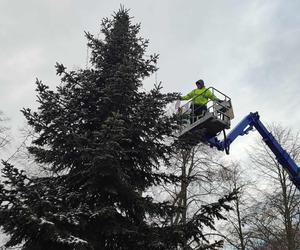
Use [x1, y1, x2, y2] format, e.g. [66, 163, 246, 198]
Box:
[223, 129, 230, 155]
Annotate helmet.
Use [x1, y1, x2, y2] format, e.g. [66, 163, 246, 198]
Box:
[196, 79, 204, 86]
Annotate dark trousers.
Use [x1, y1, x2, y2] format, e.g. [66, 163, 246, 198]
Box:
[191, 104, 207, 123]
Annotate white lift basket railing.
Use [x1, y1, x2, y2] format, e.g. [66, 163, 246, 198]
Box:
[176, 87, 234, 140]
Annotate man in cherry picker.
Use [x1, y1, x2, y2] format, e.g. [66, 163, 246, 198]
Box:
[180, 79, 219, 122]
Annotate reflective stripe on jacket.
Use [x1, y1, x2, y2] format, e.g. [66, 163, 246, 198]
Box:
[181, 87, 218, 105]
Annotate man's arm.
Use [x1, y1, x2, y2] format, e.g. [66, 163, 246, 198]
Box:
[181, 89, 195, 100]
[205, 89, 219, 101]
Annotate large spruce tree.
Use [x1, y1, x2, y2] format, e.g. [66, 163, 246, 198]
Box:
[0, 8, 236, 250]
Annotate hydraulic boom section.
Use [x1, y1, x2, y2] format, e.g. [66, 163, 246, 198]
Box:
[208, 112, 300, 190]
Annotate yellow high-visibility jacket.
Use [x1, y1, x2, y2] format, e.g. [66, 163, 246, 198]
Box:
[181, 87, 218, 105]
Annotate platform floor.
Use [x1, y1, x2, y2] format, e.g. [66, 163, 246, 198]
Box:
[177, 113, 230, 145]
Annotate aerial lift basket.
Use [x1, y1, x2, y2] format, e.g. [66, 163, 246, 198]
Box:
[176, 87, 234, 144]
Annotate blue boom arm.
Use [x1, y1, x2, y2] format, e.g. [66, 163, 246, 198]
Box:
[208, 112, 300, 190]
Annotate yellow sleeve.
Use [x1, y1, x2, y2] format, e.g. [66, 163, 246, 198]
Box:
[205, 89, 219, 101]
[181, 89, 195, 100]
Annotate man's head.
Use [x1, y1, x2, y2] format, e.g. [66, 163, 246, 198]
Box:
[196, 79, 204, 89]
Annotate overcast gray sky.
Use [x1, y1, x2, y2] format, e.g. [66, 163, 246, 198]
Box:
[1, 0, 300, 160]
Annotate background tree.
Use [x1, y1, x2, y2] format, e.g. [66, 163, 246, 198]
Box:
[0, 111, 10, 249]
[0, 111, 10, 154]
[160, 143, 238, 249]
[217, 163, 257, 250]
[168, 145, 223, 222]
[247, 124, 300, 249]
[0, 8, 236, 250]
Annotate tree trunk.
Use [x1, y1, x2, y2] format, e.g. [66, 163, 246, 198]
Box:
[235, 192, 246, 250]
